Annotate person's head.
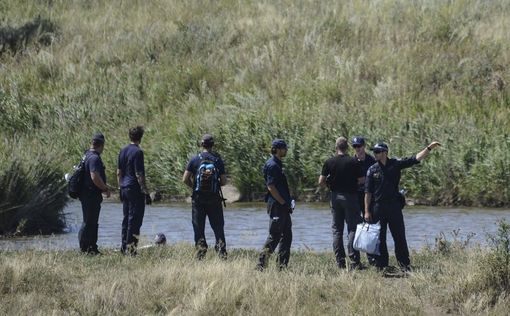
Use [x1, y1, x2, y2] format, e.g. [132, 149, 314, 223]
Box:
[201, 134, 214, 150]
[154, 233, 167, 245]
[351, 136, 366, 156]
[91, 133, 105, 153]
[371, 142, 389, 161]
[335, 136, 349, 153]
[129, 126, 145, 143]
[271, 139, 288, 158]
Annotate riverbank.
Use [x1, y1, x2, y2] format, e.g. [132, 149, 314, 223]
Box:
[1, 237, 509, 315]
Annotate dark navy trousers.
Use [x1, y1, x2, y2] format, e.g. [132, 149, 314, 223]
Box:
[121, 187, 145, 254]
[192, 195, 226, 258]
[78, 191, 102, 253]
[371, 200, 410, 268]
[258, 201, 293, 268]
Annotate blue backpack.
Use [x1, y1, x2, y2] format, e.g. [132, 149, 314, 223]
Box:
[194, 154, 220, 194]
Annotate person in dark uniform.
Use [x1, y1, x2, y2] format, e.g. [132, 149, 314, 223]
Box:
[364, 141, 441, 271]
[257, 139, 293, 271]
[319, 137, 364, 269]
[79, 133, 110, 255]
[182, 134, 227, 260]
[117, 126, 150, 255]
[352, 135, 377, 266]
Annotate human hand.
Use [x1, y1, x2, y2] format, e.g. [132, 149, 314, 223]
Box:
[104, 190, 111, 198]
[427, 141, 441, 150]
[364, 211, 372, 222]
[145, 194, 152, 205]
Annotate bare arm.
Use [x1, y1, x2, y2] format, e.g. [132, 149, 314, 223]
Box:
[117, 169, 122, 188]
[91, 172, 110, 197]
[364, 192, 372, 222]
[267, 184, 286, 205]
[220, 174, 227, 186]
[318, 175, 328, 188]
[182, 170, 193, 188]
[136, 172, 149, 194]
[416, 141, 441, 161]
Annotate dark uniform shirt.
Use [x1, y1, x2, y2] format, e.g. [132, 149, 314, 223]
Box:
[82, 150, 106, 193]
[118, 144, 145, 189]
[321, 155, 363, 193]
[186, 151, 226, 192]
[263, 156, 291, 204]
[365, 156, 420, 203]
[356, 153, 376, 192]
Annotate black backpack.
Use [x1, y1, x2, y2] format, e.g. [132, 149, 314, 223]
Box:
[194, 154, 220, 194]
[68, 154, 87, 199]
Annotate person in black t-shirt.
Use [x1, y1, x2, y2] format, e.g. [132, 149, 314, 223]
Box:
[365, 141, 441, 271]
[182, 134, 227, 260]
[319, 137, 364, 269]
[79, 133, 110, 255]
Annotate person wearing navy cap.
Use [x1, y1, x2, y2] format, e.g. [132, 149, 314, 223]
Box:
[352, 136, 377, 265]
[257, 139, 293, 270]
[182, 134, 228, 260]
[364, 141, 441, 272]
[78, 132, 110, 255]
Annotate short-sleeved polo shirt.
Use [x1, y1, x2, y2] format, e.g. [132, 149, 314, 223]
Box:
[82, 150, 106, 193]
[118, 144, 145, 189]
[263, 155, 291, 204]
[365, 156, 420, 203]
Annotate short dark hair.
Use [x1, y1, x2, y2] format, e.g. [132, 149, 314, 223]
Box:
[129, 126, 144, 142]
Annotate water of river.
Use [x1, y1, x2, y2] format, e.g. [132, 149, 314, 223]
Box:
[1, 202, 510, 252]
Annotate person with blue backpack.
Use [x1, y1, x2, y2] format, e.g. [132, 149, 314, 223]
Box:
[182, 134, 228, 260]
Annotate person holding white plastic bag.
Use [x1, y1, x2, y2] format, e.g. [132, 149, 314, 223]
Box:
[364, 141, 441, 272]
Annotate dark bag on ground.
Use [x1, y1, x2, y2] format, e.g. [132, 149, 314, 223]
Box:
[67, 154, 87, 199]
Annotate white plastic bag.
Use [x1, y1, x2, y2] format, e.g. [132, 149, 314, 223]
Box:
[353, 222, 381, 255]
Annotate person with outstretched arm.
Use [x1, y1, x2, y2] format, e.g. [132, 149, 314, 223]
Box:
[364, 141, 441, 272]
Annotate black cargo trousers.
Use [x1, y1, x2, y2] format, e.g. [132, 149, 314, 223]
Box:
[371, 199, 410, 269]
[258, 201, 292, 269]
[192, 193, 227, 259]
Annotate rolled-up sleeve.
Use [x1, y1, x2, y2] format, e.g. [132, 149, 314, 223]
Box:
[265, 165, 278, 186]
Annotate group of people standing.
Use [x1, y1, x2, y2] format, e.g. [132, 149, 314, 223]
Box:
[77, 128, 440, 273]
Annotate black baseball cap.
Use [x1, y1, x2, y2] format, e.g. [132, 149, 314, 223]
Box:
[352, 136, 365, 146]
[92, 133, 105, 144]
[371, 142, 388, 152]
[271, 139, 288, 149]
[201, 134, 214, 146]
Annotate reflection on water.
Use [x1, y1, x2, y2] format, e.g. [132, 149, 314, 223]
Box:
[1, 202, 510, 252]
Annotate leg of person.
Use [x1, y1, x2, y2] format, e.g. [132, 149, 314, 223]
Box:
[257, 201, 283, 270]
[277, 208, 292, 269]
[120, 189, 129, 254]
[88, 193, 102, 253]
[127, 190, 145, 255]
[207, 198, 227, 259]
[192, 198, 208, 260]
[359, 191, 377, 265]
[331, 194, 347, 268]
[344, 193, 362, 268]
[373, 203, 389, 268]
[387, 203, 411, 270]
[78, 195, 90, 252]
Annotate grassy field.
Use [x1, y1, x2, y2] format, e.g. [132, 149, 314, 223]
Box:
[1, 0, 510, 234]
[1, 224, 509, 316]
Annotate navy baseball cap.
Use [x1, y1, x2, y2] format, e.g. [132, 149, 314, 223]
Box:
[371, 142, 389, 152]
[92, 133, 105, 144]
[271, 139, 288, 149]
[352, 136, 365, 146]
[201, 134, 214, 146]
